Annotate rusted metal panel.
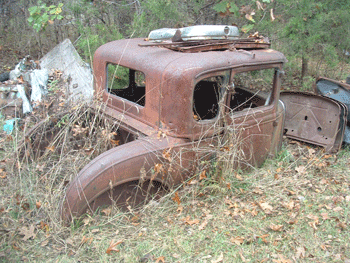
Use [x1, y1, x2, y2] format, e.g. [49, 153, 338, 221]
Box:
[315, 77, 350, 144]
[280, 91, 346, 152]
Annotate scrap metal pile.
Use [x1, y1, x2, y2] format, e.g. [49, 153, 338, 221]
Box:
[140, 25, 270, 52]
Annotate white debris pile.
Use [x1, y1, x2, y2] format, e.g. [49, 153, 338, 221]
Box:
[0, 39, 93, 120]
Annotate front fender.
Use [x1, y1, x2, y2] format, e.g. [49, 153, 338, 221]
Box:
[61, 135, 191, 222]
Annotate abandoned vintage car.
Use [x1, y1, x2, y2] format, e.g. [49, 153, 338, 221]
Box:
[61, 25, 287, 222]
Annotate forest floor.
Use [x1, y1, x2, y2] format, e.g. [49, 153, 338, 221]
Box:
[0, 70, 349, 263]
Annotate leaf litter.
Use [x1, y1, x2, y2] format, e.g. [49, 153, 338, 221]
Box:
[0, 73, 350, 262]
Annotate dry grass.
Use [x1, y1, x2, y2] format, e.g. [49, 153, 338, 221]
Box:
[0, 79, 350, 263]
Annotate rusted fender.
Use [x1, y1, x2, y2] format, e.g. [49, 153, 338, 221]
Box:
[60, 135, 193, 223]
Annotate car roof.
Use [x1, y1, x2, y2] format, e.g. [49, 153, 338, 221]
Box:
[94, 38, 287, 76]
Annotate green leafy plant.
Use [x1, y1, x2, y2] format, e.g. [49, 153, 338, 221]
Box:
[28, 1, 64, 32]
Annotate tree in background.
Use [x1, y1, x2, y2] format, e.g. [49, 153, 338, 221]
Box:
[1, 0, 349, 83]
[278, 0, 350, 82]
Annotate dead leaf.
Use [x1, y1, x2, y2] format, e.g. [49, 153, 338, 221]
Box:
[198, 219, 208, 230]
[256, 1, 264, 10]
[110, 139, 120, 145]
[172, 192, 181, 206]
[235, 173, 243, 181]
[272, 254, 292, 263]
[320, 179, 328, 184]
[83, 217, 91, 226]
[333, 206, 343, 212]
[81, 236, 93, 245]
[19, 225, 36, 241]
[296, 246, 306, 259]
[336, 221, 347, 230]
[39, 221, 49, 232]
[321, 213, 329, 220]
[259, 234, 269, 244]
[41, 239, 49, 247]
[155, 256, 165, 263]
[154, 163, 163, 174]
[199, 170, 207, 180]
[269, 8, 275, 21]
[21, 203, 30, 211]
[258, 202, 273, 213]
[295, 165, 306, 175]
[101, 207, 112, 216]
[323, 154, 333, 159]
[239, 252, 246, 262]
[287, 218, 298, 225]
[188, 179, 198, 185]
[45, 146, 55, 152]
[183, 216, 200, 225]
[211, 252, 223, 263]
[36, 201, 41, 209]
[253, 187, 263, 195]
[230, 236, 244, 245]
[106, 239, 123, 254]
[269, 224, 283, 232]
[0, 168, 7, 179]
[162, 149, 172, 162]
[176, 205, 183, 215]
[307, 148, 316, 156]
[282, 201, 294, 210]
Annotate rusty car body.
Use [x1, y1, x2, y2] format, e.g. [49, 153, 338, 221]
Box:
[61, 27, 287, 222]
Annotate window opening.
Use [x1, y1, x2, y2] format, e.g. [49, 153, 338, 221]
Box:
[107, 64, 146, 106]
[193, 71, 230, 121]
[230, 68, 275, 112]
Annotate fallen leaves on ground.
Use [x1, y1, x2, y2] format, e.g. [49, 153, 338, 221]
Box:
[106, 239, 123, 254]
[172, 192, 181, 205]
[182, 215, 200, 225]
[155, 256, 165, 263]
[231, 236, 244, 245]
[269, 224, 283, 232]
[19, 225, 36, 241]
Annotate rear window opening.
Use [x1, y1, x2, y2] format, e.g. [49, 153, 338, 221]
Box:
[107, 64, 146, 106]
[193, 71, 229, 121]
[230, 68, 275, 112]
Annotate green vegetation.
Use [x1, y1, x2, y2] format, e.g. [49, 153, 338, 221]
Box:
[1, 0, 349, 83]
[27, 1, 64, 33]
[0, 0, 350, 262]
[1, 116, 350, 261]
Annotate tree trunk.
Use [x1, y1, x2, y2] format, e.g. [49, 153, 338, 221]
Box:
[301, 55, 308, 85]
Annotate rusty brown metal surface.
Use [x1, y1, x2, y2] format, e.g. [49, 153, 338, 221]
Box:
[314, 77, 350, 144]
[61, 135, 198, 222]
[93, 38, 286, 140]
[280, 91, 346, 152]
[60, 34, 288, 222]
